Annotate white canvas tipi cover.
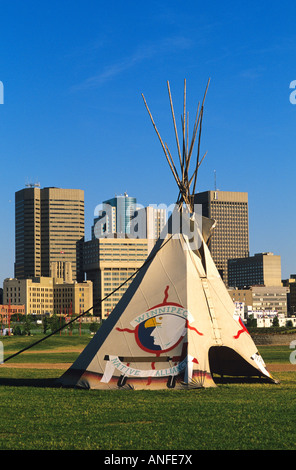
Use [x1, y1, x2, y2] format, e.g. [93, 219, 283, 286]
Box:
[58, 79, 277, 390]
[58, 208, 276, 390]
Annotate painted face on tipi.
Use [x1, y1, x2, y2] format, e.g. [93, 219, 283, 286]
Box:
[144, 315, 187, 351]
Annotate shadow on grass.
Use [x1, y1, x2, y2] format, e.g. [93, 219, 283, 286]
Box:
[0, 375, 279, 389]
[0, 377, 60, 388]
[212, 375, 279, 385]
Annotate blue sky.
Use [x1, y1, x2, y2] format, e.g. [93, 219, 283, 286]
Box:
[0, 0, 296, 284]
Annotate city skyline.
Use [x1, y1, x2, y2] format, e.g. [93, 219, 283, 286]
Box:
[1, 1, 296, 283]
[2, 184, 286, 285]
[0, 183, 291, 286]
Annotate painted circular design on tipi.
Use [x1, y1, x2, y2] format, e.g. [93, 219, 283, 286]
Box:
[135, 309, 187, 354]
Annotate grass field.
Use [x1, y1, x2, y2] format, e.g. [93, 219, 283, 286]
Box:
[0, 334, 295, 451]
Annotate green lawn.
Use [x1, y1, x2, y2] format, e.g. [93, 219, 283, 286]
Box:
[1, 333, 91, 364]
[1, 333, 91, 353]
[258, 344, 293, 363]
[0, 335, 295, 451]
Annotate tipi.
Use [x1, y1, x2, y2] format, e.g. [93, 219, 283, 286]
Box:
[58, 80, 277, 390]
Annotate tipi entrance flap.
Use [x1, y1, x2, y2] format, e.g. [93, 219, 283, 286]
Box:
[209, 346, 273, 380]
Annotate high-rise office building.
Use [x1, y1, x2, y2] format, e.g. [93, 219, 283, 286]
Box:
[92, 194, 137, 238]
[83, 236, 153, 318]
[282, 275, 296, 315]
[87, 196, 164, 318]
[194, 190, 249, 285]
[133, 206, 167, 239]
[50, 261, 73, 283]
[15, 185, 42, 279]
[228, 252, 282, 289]
[15, 185, 85, 281]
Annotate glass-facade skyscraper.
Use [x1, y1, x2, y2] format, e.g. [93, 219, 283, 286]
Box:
[92, 193, 137, 238]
